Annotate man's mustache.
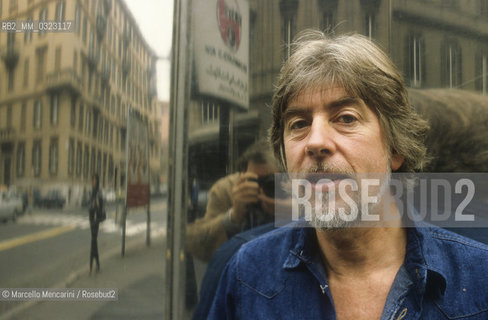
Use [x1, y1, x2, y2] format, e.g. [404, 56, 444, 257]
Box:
[300, 164, 355, 182]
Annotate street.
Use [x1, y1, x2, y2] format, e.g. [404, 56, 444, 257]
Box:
[0, 196, 167, 319]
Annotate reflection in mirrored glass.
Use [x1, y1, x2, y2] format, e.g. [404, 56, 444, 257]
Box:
[168, 0, 488, 318]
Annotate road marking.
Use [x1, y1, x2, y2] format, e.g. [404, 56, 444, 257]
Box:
[0, 225, 76, 252]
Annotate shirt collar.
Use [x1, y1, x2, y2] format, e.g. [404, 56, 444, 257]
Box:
[283, 225, 315, 269]
[281, 221, 448, 297]
[408, 224, 448, 296]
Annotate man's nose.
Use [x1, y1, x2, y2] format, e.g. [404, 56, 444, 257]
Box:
[305, 118, 337, 158]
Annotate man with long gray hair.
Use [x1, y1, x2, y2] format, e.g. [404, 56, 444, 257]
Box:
[209, 31, 488, 319]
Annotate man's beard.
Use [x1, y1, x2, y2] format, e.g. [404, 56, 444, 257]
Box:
[305, 164, 392, 230]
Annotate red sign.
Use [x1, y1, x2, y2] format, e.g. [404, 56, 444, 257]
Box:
[217, 0, 242, 51]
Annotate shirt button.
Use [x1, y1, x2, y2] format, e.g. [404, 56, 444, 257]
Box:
[395, 308, 407, 320]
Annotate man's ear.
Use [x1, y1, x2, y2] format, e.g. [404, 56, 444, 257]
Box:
[391, 154, 404, 171]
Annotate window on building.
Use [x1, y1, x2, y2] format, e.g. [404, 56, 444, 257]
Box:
[93, 111, 98, 138]
[201, 100, 220, 124]
[23, 58, 29, 88]
[76, 142, 82, 177]
[7, 31, 15, 49]
[79, 103, 84, 131]
[110, 125, 113, 145]
[24, 16, 33, 43]
[108, 155, 113, 182]
[89, 30, 95, 57]
[51, 94, 59, 125]
[39, 7, 48, 36]
[7, 105, 12, 128]
[321, 11, 334, 32]
[85, 108, 91, 134]
[32, 140, 42, 177]
[282, 16, 295, 60]
[441, 40, 462, 88]
[442, 0, 457, 8]
[8, 70, 14, 92]
[55, 1, 65, 21]
[34, 100, 42, 129]
[55, 47, 61, 71]
[49, 138, 58, 175]
[88, 69, 93, 93]
[36, 47, 46, 83]
[482, 0, 488, 17]
[9, 0, 17, 12]
[71, 97, 76, 127]
[75, 4, 81, 34]
[476, 52, 488, 94]
[365, 13, 375, 39]
[17, 142, 25, 177]
[97, 151, 102, 178]
[73, 51, 78, 74]
[91, 147, 96, 175]
[83, 17, 87, 44]
[104, 119, 108, 143]
[407, 34, 425, 88]
[280, 0, 298, 61]
[21, 103, 26, 130]
[83, 145, 89, 177]
[121, 129, 126, 151]
[68, 138, 74, 176]
[81, 60, 86, 87]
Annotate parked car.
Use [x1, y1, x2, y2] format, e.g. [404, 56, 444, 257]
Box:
[41, 190, 66, 209]
[0, 191, 23, 222]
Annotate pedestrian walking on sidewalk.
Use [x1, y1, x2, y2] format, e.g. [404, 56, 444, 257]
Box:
[89, 173, 103, 274]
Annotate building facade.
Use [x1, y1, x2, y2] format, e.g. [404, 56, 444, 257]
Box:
[0, 0, 162, 206]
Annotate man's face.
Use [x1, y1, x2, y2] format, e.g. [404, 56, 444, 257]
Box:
[283, 86, 403, 228]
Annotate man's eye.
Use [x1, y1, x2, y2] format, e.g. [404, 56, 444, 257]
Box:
[289, 120, 308, 130]
[338, 114, 357, 124]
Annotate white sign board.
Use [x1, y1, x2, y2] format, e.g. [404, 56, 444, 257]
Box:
[192, 0, 249, 109]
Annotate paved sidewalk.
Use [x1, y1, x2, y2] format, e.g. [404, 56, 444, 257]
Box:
[5, 235, 166, 320]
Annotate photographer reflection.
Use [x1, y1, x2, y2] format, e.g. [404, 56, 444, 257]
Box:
[186, 140, 279, 262]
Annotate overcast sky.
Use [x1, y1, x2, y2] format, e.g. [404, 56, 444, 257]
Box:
[124, 0, 174, 102]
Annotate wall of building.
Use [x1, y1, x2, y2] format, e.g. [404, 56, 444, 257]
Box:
[0, 0, 162, 207]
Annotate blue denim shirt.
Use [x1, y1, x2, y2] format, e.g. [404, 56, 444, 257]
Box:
[193, 223, 276, 320]
[208, 224, 488, 319]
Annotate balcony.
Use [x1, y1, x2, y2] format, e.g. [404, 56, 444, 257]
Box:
[96, 14, 107, 39]
[0, 128, 16, 141]
[1, 44, 20, 70]
[46, 69, 82, 96]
